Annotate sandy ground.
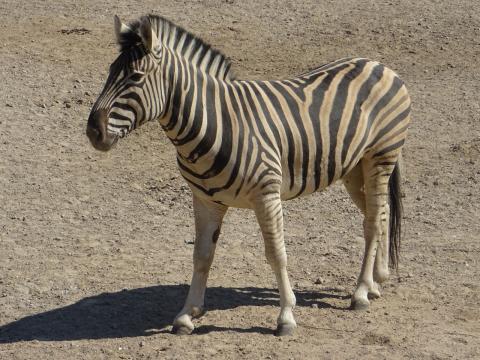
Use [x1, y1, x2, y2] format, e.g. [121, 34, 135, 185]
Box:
[0, 0, 479, 359]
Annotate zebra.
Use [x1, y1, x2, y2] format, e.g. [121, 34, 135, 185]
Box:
[86, 14, 411, 336]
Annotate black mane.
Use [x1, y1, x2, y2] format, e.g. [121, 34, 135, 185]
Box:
[117, 15, 234, 80]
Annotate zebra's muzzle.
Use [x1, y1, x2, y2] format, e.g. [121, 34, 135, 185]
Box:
[86, 109, 118, 151]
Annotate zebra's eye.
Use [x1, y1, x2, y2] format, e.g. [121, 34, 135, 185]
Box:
[129, 72, 144, 82]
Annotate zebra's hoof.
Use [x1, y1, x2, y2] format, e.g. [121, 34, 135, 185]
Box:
[351, 298, 370, 311]
[274, 323, 296, 336]
[171, 325, 194, 335]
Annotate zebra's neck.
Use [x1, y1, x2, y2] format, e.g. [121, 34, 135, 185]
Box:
[158, 52, 230, 162]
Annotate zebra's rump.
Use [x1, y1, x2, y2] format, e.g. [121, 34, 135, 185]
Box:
[275, 57, 411, 199]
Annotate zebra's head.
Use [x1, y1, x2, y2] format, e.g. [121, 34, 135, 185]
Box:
[87, 16, 166, 151]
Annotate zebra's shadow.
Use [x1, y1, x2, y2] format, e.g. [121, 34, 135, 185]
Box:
[0, 285, 349, 342]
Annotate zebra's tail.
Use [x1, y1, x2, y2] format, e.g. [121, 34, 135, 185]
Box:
[388, 160, 403, 269]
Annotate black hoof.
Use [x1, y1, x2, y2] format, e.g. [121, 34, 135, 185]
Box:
[274, 323, 296, 336]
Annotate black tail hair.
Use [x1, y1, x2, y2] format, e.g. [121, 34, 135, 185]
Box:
[388, 162, 402, 269]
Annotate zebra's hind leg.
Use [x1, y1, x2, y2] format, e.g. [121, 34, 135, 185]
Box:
[253, 190, 296, 336]
[172, 195, 227, 335]
[343, 162, 381, 300]
[350, 158, 392, 310]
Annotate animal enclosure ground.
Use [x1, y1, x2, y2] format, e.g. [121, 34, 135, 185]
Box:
[0, 0, 479, 359]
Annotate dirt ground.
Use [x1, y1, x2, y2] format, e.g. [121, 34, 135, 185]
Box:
[0, 0, 479, 359]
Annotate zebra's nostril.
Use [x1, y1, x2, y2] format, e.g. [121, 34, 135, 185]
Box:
[87, 109, 109, 139]
[86, 125, 100, 140]
[86, 109, 118, 151]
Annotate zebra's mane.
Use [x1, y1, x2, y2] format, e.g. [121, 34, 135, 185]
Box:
[118, 15, 234, 80]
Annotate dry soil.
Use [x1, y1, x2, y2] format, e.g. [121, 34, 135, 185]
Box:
[0, 0, 479, 359]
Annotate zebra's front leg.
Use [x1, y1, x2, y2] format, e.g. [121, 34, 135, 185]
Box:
[172, 195, 227, 335]
[254, 192, 297, 336]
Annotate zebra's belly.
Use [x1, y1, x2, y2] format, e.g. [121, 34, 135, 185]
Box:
[278, 158, 354, 201]
[279, 175, 337, 201]
[181, 152, 360, 208]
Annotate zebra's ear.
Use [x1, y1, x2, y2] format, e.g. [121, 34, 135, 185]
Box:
[113, 15, 132, 43]
[139, 16, 159, 53]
